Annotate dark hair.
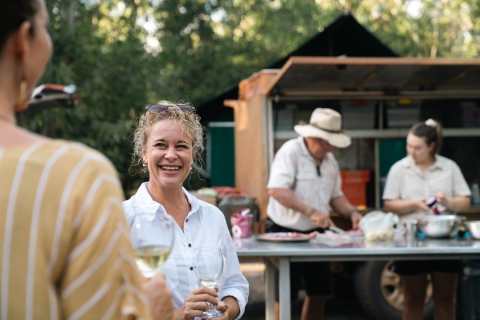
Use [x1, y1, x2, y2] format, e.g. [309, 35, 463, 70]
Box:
[0, 0, 40, 52]
[409, 119, 443, 155]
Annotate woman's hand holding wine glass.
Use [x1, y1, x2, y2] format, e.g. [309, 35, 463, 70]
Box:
[192, 247, 225, 319]
[174, 286, 222, 320]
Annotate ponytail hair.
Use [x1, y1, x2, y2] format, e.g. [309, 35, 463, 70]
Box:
[409, 119, 443, 155]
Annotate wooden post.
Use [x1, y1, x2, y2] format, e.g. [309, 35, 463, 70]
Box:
[224, 70, 279, 233]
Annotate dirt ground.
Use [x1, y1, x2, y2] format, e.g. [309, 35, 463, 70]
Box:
[240, 261, 370, 320]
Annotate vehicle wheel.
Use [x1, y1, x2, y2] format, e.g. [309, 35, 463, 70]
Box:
[353, 261, 434, 320]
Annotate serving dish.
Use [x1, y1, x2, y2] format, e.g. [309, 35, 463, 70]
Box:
[256, 232, 313, 243]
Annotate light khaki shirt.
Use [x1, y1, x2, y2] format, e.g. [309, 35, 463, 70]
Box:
[267, 137, 343, 231]
[383, 155, 471, 221]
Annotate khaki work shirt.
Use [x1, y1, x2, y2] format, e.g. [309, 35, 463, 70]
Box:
[267, 137, 343, 231]
[383, 155, 471, 221]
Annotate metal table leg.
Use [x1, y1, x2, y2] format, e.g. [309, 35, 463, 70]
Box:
[279, 257, 291, 320]
[265, 258, 276, 320]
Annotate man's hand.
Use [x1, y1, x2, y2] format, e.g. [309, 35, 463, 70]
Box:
[174, 286, 218, 320]
[143, 272, 174, 320]
[310, 210, 335, 229]
[350, 211, 362, 230]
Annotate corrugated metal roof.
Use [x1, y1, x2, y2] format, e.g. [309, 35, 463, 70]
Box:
[268, 57, 480, 99]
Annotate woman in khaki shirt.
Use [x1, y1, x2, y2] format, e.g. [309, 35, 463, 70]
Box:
[383, 119, 471, 320]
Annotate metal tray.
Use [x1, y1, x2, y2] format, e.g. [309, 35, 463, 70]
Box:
[256, 232, 312, 243]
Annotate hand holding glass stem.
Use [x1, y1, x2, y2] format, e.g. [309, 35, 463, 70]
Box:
[193, 247, 225, 319]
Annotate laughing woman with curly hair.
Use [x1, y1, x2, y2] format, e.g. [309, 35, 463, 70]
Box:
[123, 102, 249, 320]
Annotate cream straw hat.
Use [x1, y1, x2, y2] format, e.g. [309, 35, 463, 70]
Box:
[293, 108, 351, 148]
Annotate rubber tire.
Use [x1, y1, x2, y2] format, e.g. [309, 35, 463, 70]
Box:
[353, 261, 434, 320]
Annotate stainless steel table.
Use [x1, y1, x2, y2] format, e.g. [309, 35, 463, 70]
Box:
[234, 236, 480, 320]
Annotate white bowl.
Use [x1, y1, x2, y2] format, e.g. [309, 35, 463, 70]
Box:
[465, 221, 480, 240]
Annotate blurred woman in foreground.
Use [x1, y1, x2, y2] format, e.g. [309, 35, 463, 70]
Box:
[0, 0, 172, 318]
[123, 102, 249, 320]
[383, 119, 470, 320]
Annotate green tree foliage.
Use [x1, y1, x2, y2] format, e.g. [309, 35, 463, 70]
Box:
[26, 0, 480, 195]
[344, 0, 480, 58]
[28, 0, 155, 194]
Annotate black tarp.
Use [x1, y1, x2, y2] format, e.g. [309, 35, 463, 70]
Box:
[196, 13, 398, 123]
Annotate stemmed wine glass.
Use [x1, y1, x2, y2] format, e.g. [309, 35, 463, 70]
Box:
[130, 213, 175, 278]
[193, 247, 225, 319]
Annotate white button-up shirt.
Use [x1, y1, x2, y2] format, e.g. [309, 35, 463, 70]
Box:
[383, 155, 471, 221]
[123, 183, 249, 319]
[267, 137, 343, 231]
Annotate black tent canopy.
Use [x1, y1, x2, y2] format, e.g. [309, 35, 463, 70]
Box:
[195, 13, 398, 123]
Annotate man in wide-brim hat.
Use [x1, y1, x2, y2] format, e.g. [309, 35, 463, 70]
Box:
[267, 108, 363, 320]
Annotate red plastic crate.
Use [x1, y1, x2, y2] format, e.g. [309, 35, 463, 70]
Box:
[340, 170, 370, 206]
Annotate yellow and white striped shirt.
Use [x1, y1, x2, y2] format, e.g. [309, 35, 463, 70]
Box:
[0, 140, 149, 319]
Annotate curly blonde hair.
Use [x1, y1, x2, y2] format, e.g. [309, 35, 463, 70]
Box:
[132, 101, 204, 174]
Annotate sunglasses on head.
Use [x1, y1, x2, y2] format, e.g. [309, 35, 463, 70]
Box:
[144, 104, 196, 116]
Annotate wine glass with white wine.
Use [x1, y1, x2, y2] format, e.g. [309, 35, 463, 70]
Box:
[193, 247, 225, 319]
[130, 213, 174, 278]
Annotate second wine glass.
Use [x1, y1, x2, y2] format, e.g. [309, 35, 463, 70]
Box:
[193, 247, 224, 319]
[130, 213, 174, 278]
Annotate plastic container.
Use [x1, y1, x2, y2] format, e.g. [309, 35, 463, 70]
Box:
[231, 209, 254, 239]
[211, 186, 248, 198]
[217, 195, 258, 234]
[340, 170, 371, 207]
[189, 190, 217, 206]
[404, 220, 418, 240]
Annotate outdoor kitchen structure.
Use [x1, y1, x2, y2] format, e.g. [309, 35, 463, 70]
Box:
[198, 13, 397, 188]
[225, 57, 480, 231]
